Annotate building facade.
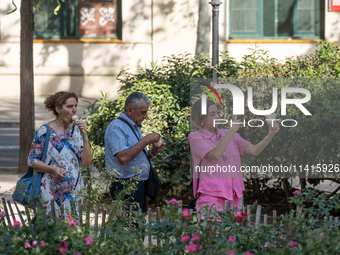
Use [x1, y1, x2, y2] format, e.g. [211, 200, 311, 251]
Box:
[0, 0, 339, 98]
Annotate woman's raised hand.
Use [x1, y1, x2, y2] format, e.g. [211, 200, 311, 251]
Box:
[75, 120, 88, 138]
[267, 120, 280, 137]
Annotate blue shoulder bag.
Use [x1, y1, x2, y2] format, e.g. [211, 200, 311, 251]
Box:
[12, 124, 50, 206]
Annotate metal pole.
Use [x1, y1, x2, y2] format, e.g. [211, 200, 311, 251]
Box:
[209, 0, 222, 83]
[274, 0, 278, 38]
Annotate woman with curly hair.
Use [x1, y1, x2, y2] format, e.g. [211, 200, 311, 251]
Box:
[28, 91, 92, 215]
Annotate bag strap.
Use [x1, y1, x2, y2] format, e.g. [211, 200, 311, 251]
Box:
[117, 117, 151, 164]
[26, 124, 50, 176]
[41, 124, 51, 163]
[189, 134, 204, 199]
[194, 160, 201, 199]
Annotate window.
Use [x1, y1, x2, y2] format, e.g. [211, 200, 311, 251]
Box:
[229, 0, 324, 39]
[34, 0, 122, 39]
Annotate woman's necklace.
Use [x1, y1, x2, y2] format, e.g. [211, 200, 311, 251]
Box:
[56, 120, 71, 132]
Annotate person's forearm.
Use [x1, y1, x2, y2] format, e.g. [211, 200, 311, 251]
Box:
[82, 138, 92, 166]
[116, 139, 149, 165]
[251, 140, 269, 156]
[206, 130, 236, 160]
[245, 135, 273, 156]
[246, 121, 279, 156]
[31, 161, 56, 174]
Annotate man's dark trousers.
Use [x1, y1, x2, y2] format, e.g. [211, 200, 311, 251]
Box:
[109, 180, 147, 213]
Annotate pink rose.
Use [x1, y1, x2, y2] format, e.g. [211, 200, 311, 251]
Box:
[40, 241, 45, 247]
[0, 211, 5, 217]
[236, 215, 243, 223]
[74, 252, 82, 255]
[58, 242, 68, 254]
[289, 241, 298, 246]
[228, 236, 236, 242]
[190, 233, 200, 244]
[180, 235, 190, 242]
[264, 241, 276, 248]
[169, 198, 180, 205]
[185, 244, 203, 252]
[241, 211, 247, 217]
[85, 237, 94, 246]
[245, 252, 254, 255]
[12, 219, 21, 227]
[69, 219, 77, 227]
[32, 240, 38, 246]
[292, 190, 301, 195]
[24, 240, 31, 249]
[182, 208, 190, 219]
[226, 250, 234, 255]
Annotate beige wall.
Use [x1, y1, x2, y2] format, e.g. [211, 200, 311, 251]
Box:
[223, 43, 320, 62]
[0, 0, 339, 98]
[152, 0, 198, 60]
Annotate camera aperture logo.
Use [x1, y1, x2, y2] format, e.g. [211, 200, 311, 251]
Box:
[200, 82, 223, 109]
[200, 83, 312, 128]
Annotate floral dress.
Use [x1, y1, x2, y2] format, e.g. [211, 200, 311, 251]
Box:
[28, 124, 84, 216]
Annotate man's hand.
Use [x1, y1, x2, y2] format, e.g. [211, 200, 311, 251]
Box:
[151, 140, 166, 156]
[116, 133, 161, 165]
[143, 133, 161, 145]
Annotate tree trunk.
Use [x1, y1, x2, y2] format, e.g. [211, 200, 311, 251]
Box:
[19, 0, 35, 173]
[195, 0, 210, 55]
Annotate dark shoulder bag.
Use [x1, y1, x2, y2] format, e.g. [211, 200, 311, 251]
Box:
[12, 124, 50, 206]
[117, 117, 161, 200]
[188, 160, 201, 210]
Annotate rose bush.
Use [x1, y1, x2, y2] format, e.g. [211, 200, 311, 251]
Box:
[1, 188, 340, 254]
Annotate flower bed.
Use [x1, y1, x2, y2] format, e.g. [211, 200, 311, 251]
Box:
[1, 188, 340, 254]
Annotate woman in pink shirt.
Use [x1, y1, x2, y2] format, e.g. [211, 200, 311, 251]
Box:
[188, 99, 279, 216]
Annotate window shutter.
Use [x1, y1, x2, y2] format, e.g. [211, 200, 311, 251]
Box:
[293, 0, 318, 38]
[34, 1, 62, 38]
[229, 0, 262, 38]
[34, 0, 121, 39]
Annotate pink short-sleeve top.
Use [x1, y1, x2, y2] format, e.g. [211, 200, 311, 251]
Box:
[188, 128, 250, 201]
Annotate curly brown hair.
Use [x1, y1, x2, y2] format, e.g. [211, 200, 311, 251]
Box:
[44, 91, 79, 117]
